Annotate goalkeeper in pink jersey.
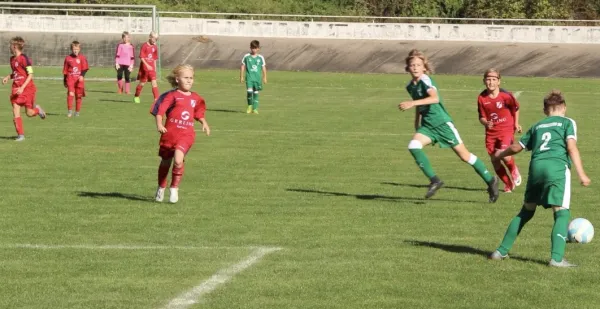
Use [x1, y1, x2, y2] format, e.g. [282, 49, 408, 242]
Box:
[115, 31, 135, 94]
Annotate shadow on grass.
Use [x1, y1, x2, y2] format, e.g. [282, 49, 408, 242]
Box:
[207, 108, 245, 114]
[87, 90, 116, 94]
[405, 240, 547, 266]
[77, 191, 154, 203]
[99, 99, 130, 103]
[286, 188, 482, 204]
[382, 182, 484, 192]
[0, 136, 15, 140]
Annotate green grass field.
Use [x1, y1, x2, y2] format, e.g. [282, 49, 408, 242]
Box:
[0, 67, 599, 309]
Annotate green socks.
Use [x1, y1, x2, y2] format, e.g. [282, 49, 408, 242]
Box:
[408, 148, 436, 179]
[551, 209, 570, 262]
[468, 155, 494, 183]
[497, 207, 536, 256]
[252, 92, 259, 110]
[246, 91, 253, 106]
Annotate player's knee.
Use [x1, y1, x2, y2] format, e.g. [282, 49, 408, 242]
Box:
[247, 88, 253, 93]
[25, 109, 36, 117]
[68, 92, 75, 97]
[160, 158, 172, 166]
[408, 140, 423, 150]
[173, 159, 184, 168]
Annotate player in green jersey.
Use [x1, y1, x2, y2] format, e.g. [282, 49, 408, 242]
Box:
[489, 90, 591, 267]
[240, 40, 267, 114]
[398, 49, 500, 202]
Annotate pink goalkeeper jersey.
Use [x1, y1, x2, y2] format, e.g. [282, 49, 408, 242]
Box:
[115, 43, 135, 66]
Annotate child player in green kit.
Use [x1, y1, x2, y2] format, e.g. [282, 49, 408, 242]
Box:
[489, 90, 591, 267]
[240, 40, 267, 114]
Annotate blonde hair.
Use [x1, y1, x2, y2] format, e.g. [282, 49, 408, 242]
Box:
[167, 64, 194, 88]
[544, 89, 566, 111]
[405, 49, 433, 74]
[149, 31, 158, 38]
[484, 68, 501, 79]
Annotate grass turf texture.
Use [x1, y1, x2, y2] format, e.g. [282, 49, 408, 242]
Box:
[0, 67, 599, 308]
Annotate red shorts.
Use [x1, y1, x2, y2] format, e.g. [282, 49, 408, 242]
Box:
[485, 134, 514, 155]
[66, 76, 86, 96]
[158, 138, 194, 160]
[10, 87, 36, 108]
[137, 66, 157, 82]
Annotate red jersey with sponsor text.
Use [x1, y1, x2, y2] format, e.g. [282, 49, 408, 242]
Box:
[10, 54, 36, 92]
[151, 89, 206, 144]
[477, 88, 519, 136]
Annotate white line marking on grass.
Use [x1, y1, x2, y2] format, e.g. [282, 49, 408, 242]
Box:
[162, 246, 281, 309]
[0, 244, 277, 251]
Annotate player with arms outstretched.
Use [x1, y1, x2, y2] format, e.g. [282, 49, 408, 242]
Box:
[398, 49, 499, 202]
[2, 36, 46, 141]
[63, 40, 89, 117]
[489, 90, 590, 267]
[115, 31, 135, 94]
[240, 40, 267, 114]
[477, 69, 522, 192]
[150, 64, 210, 203]
[134, 31, 159, 104]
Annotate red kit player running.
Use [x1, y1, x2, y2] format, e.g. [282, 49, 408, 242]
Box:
[134, 31, 159, 104]
[477, 69, 522, 192]
[150, 64, 210, 203]
[2, 36, 46, 141]
[63, 40, 89, 117]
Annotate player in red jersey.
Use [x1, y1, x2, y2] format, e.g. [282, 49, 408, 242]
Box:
[477, 68, 522, 192]
[2, 36, 46, 141]
[150, 64, 210, 203]
[134, 31, 159, 104]
[63, 41, 89, 118]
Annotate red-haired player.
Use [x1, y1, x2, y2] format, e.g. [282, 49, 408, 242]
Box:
[150, 64, 210, 203]
[134, 31, 159, 104]
[2, 36, 46, 141]
[63, 40, 89, 117]
[478, 69, 522, 192]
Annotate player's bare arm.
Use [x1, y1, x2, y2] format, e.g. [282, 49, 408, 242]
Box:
[155, 114, 167, 133]
[141, 58, 152, 71]
[262, 66, 267, 84]
[240, 64, 245, 83]
[567, 139, 591, 186]
[479, 117, 493, 129]
[413, 109, 421, 130]
[17, 73, 33, 94]
[199, 118, 210, 136]
[399, 88, 439, 111]
[514, 110, 522, 133]
[494, 142, 523, 161]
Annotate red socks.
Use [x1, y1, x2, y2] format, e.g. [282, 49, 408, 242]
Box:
[135, 85, 143, 97]
[171, 165, 184, 188]
[67, 95, 74, 110]
[13, 117, 23, 135]
[117, 80, 124, 92]
[504, 157, 516, 174]
[158, 163, 170, 188]
[152, 86, 159, 101]
[75, 97, 82, 112]
[495, 166, 512, 189]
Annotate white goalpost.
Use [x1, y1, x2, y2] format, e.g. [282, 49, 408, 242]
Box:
[0, 2, 159, 80]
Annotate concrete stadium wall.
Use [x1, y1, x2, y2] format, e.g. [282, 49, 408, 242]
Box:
[2, 14, 600, 44]
[1, 15, 600, 77]
[1, 32, 598, 78]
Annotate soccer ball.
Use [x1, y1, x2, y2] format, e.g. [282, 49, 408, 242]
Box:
[568, 218, 594, 244]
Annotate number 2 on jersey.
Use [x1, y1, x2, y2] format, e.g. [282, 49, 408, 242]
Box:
[540, 132, 551, 151]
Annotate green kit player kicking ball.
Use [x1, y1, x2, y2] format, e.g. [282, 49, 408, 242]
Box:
[399, 49, 499, 202]
[489, 90, 591, 267]
[240, 40, 267, 114]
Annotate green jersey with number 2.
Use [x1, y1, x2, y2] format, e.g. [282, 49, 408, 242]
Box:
[519, 116, 577, 168]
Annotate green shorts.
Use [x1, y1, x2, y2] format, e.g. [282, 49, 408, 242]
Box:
[524, 162, 571, 209]
[417, 122, 463, 148]
[246, 81, 263, 92]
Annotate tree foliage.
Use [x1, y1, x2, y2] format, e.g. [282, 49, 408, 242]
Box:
[9, 0, 600, 21]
